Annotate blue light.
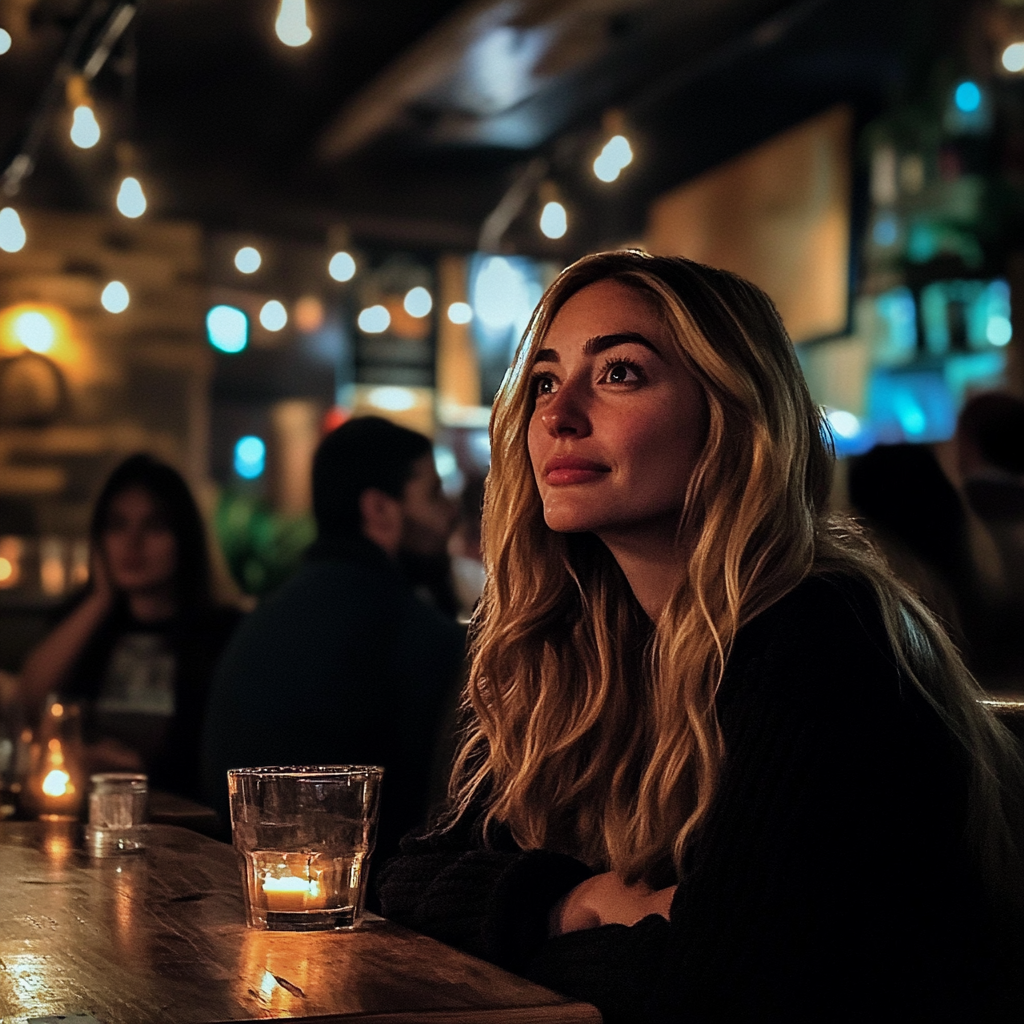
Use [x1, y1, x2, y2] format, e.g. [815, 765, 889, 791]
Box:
[234, 436, 266, 479]
[872, 214, 898, 248]
[955, 81, 981, 113]
[207, 305, 248, 353]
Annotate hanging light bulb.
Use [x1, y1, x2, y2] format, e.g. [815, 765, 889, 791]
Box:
[538, 180, 568, 239]
[116, 176, 147, 218]
[101, 281, 130, 313]
[70, 104, 100, 149]
[593, 135, 633, 182]
[275, 0, 312, 47]
[0, 207, 27, 252]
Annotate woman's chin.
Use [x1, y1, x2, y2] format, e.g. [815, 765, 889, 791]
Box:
[542, 510, 603, 535]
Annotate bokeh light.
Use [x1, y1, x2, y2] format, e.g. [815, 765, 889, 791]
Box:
[0, 207, 25, 252]
[368, 386, 415, 411]
[404, 286, 432, 318]
[1002, 42, 1024, 73]
[275, 0, 311, 47]
[954, 81, 981, 113]
[207, 305, 248, 353]
[116, 176, 146, 218]
[234, 436, 266, 479]
[539, 201, 567, 239]
[593, 134, 633, 182]
[447, 301, 473, 324]
[0, 29, 12, 55]
[101, 281, 130, 314]
[259, 300, 287, 331]
[70, 104, 100, 148]
[358, 305, 390, 333]
[328, 251, 356, 281]
[13, 311, 55, 352]
[235, 246, 262, 273]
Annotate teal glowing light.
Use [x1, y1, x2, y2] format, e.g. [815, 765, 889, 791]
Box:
[207, 305, 248, 353]
[234, 436, 266, 479]
[955, 81, 981, 113]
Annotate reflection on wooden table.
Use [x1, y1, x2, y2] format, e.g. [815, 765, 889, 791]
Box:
[0, 820, 601, 1023]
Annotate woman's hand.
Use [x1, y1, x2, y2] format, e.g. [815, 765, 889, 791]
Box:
[549, 871, 676, 937]
[88, 548, 115, 608]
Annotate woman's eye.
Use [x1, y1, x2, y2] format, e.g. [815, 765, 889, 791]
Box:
[603, 361, 640, 384]
[532, 374, 557, 396]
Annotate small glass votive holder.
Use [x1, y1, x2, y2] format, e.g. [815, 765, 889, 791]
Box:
[84, 772, 148, 856]
[228, 765, 383, 932]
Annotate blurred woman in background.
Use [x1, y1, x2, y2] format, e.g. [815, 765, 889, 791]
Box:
[380, 251, 1024, 1022]
[20, 453, 241, 799]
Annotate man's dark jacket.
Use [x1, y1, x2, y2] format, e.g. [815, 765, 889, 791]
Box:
[201, 535, 467, 865]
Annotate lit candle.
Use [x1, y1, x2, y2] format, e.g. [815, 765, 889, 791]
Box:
[261, 870, 324, 913]
[37, 737, 78, 818]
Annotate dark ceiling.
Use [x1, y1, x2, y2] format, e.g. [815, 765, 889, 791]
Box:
[0, 0, 970, 254]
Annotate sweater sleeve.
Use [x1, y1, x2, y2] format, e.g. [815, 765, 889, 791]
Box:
[377, 814, 594, 971]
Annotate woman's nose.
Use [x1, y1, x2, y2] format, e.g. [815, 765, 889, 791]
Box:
[539, 379, 590, 437]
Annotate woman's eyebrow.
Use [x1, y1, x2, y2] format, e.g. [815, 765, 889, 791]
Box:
[534, 333, 665, 366]
[583, 332, 665, 360]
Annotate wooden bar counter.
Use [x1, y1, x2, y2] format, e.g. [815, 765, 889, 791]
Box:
[0, 821, 601, 1023]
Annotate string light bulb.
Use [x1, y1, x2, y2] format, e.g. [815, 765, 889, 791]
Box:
[67, 75, 100, 149]
[404, 286, 432, 318]
[328, 250, 356, 281]
[593, 135, 633, 182]
[593, 109, 633, 182]
[101, 281, 129, 313]
[538, 181, 567, 239]
[275, 0, 312, 47]
[70, 104, 100, 149]
[235, 246, 262, 273]
[1003, 42, 1024, 73]
[0, 207, 27, 252]
[116, 176, 147, 218]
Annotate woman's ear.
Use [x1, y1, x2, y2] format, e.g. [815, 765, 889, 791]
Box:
[358, 487, 404, 558]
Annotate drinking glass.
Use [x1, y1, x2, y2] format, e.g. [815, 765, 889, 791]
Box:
[228, 765, 383, 931]
[85, 772, 148, 855]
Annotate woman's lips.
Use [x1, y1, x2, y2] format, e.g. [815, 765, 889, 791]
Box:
[544, 456, 611, 486]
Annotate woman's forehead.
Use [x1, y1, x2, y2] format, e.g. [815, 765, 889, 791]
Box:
[548, 278, 665, 330]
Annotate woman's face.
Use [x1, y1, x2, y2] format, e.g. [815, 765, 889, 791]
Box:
[100, 486, 178, 595]
[527, 279, 708, 549]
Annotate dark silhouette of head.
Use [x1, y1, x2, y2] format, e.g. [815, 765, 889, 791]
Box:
[848, 443, 968, 585]
[958, 392, 1024, 476]
[312, 416, 432, 539]
[90, 453, 212, 607]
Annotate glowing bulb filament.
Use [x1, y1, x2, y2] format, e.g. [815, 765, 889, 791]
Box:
[275, 0, 311, 47]
[116, 176, 146, 218]
[0, 207, 26, 252]
[70, 105, 100, 148]
[593, 134, 633, 182]
[540, 201, 567, 239]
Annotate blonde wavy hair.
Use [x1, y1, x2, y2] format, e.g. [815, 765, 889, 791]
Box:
[452, 250, 1023, 904]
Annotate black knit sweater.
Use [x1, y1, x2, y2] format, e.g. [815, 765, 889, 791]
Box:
[379, 575, 1024, 1022]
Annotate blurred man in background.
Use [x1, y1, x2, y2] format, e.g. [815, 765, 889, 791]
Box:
[201, 416, 465, 869]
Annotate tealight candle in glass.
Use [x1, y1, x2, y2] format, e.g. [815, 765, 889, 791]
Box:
[228, 765, 383, 932]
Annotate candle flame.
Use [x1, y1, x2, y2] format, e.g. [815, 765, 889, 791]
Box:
[42, 768, 71, 797]
[262, 874, 320, 897]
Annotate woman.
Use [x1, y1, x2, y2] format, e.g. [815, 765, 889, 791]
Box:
[379, 252, 1024, 1022]
[20, 454, 241, 799]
